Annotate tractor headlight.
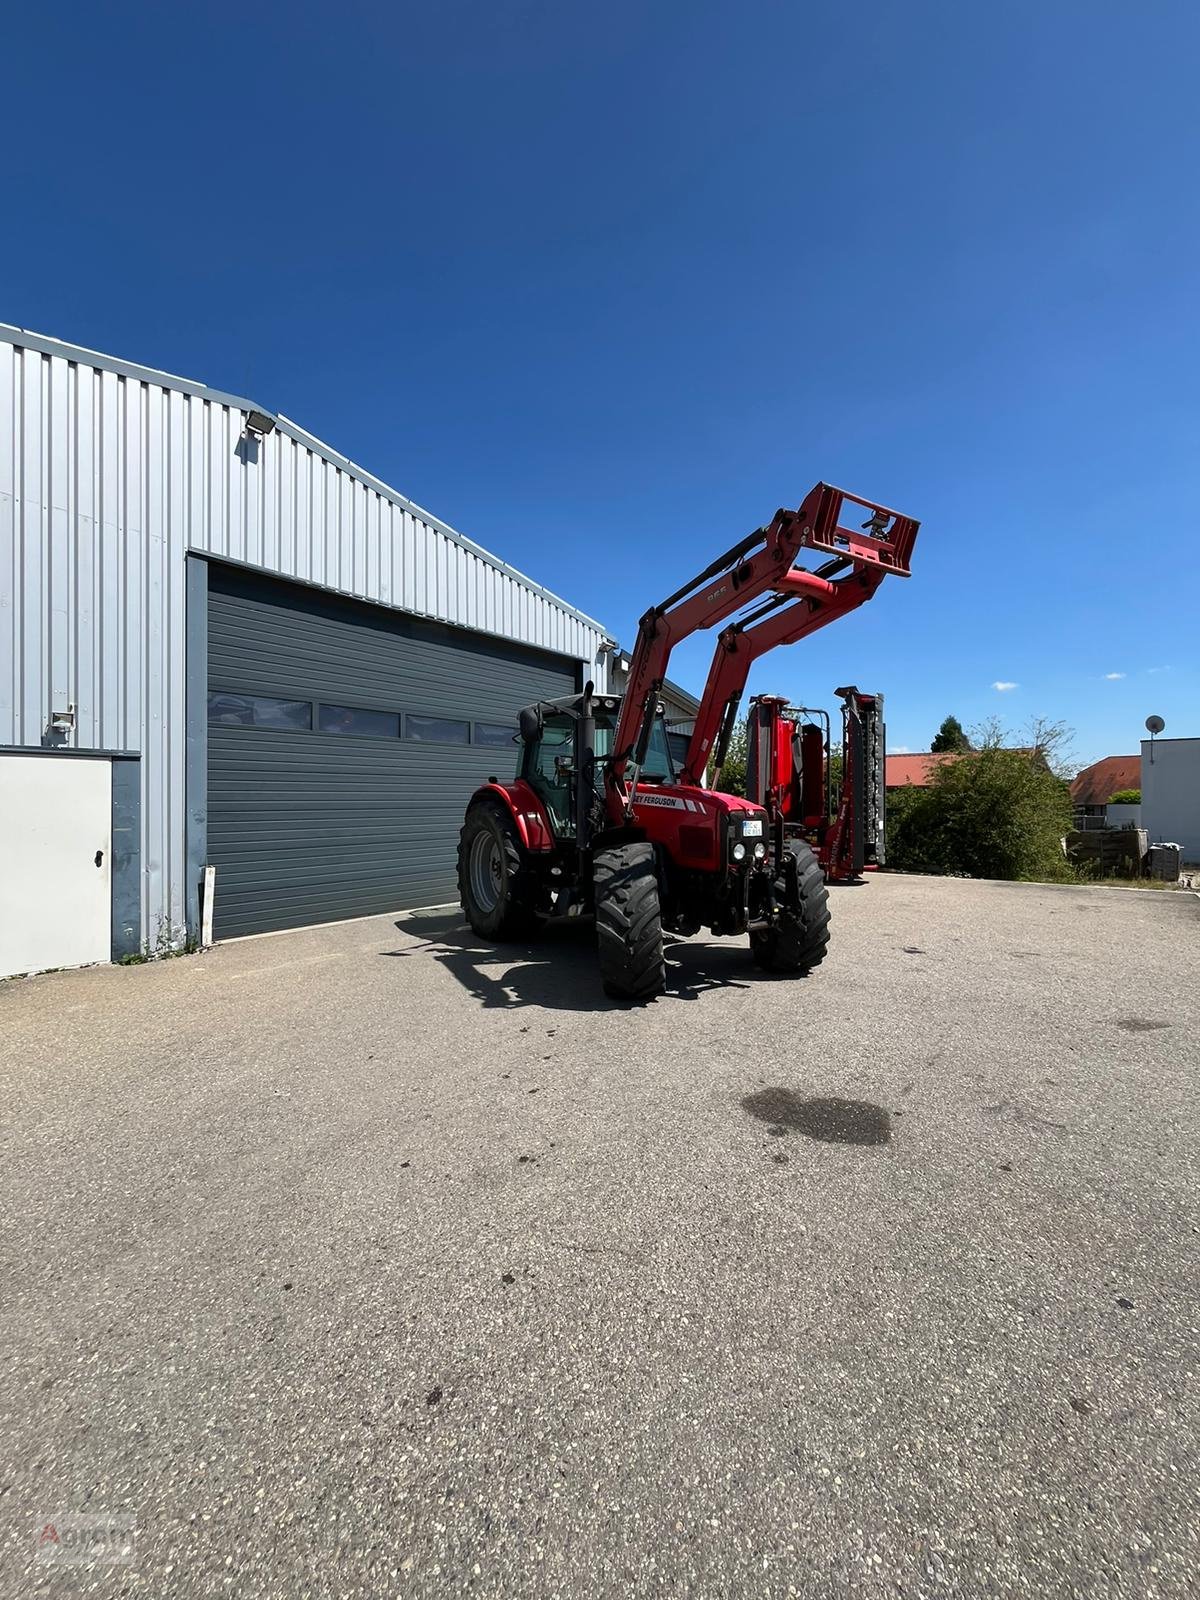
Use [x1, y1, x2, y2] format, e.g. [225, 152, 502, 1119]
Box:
[753, 841, 767, 860]
[731, 841, 747, 862]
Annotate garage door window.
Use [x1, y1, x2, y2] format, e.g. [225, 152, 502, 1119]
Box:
[474, 722, 516, 747]
[318, 704, 401, 738]
[405, 714, 469, 744]
[208, 693, 313, 730]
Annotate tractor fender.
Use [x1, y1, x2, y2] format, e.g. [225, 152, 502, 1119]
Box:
[465, 781, 556, 853]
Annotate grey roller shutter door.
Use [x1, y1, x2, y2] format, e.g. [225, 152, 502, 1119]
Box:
[206, 564, 577, 937]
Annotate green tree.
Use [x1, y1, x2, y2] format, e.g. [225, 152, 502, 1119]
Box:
[888, 743, 1073, 882]
[714, 715, 749, 796]
[931, 714, 971, 754]
[1108, 788, 1141, 805]
[971, 713, 1078, 779]
[826, 746, 843, 802]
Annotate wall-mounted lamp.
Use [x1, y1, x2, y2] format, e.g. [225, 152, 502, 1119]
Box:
[43, 703, 76, 745]
[243, 409, 277, 439]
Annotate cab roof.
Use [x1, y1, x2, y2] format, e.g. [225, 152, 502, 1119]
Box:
[525, 690, 624, 721]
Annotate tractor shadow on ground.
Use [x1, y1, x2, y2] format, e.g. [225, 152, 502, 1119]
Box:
[381, 910, 810, 1012]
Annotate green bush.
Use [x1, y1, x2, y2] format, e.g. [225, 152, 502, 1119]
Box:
[1108, 788, 1141, 805]
[888, 748, 1073, 881]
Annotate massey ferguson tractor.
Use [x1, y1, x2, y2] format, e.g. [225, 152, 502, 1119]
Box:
[458, 482, 919, 999]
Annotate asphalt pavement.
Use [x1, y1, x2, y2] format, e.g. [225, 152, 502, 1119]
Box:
[1, 875, 1197, 1597]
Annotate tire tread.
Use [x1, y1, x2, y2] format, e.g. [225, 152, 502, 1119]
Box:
[593, 841, 665, 1000]
[751, 840, 831, 974]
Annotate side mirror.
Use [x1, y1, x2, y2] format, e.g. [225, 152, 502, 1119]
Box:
[518, 706, 543, 743]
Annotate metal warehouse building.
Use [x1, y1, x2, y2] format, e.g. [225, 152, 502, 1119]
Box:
[0, 325, 611, 978]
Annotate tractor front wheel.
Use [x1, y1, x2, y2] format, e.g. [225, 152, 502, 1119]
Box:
[751, 840, 831, 975]
[458, 801, 539, 940]
[593, 841, 665, 1001]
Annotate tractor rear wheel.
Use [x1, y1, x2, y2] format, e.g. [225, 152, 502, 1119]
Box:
[458, 801, 538, 940]
[593, 841, 665, 1001]
[751, 840, 831, 975]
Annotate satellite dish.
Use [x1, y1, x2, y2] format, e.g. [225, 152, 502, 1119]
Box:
[1146, 715, 1165, 734]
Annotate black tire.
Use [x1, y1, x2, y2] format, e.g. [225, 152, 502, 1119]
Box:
[751, 840, 831, 974]
[593, 841, 665, 1001]
[458, 801, 538, 939]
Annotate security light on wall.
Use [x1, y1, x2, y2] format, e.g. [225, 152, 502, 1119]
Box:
[243, 409, 276, 438]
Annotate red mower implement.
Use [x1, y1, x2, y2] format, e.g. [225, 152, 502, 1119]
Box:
[744, 688, 887, 884]
[458, 483, 919, 999]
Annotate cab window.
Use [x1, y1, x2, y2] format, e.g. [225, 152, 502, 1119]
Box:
[524, 714, 576, 831]
[639, 717, 675, 783]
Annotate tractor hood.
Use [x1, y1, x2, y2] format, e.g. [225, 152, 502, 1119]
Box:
[630, 783, 766, 822]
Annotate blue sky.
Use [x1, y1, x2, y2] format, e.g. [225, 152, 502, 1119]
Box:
[4, 1, 1197, 767]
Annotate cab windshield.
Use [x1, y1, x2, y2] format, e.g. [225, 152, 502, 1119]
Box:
[592, 713, 674, 784]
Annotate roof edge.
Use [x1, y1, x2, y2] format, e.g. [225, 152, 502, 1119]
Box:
[611, 648, 701, 715]
[0, 322, 609, 639]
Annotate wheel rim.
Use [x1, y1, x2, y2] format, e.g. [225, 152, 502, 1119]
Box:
[468, 830, 503, 914]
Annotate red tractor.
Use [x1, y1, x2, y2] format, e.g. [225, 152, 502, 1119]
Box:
[457, 483, 919, 999]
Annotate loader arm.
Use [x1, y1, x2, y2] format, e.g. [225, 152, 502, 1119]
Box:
[683, 565, 883, 786]
[608, 483, 917, 819]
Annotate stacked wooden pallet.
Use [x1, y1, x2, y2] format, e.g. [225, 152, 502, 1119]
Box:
[1065, 827, 1149, 875]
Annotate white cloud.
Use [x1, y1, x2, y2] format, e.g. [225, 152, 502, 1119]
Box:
[891, 745, 912, 754]
[1103, 671, 1126, 680]
[992, 680, 1018, 692]
[1148, 665, 1171, 675]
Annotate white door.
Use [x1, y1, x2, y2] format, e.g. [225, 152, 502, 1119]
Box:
[0, 755, 112, 979]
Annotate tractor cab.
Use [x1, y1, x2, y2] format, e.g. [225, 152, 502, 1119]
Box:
[515, 691, 674, 840]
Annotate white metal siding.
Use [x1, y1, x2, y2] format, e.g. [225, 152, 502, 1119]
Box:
[0, 327, 610, 947]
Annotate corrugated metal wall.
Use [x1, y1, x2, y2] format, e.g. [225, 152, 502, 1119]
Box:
[0, 326, 609, 946]
[206, 564, 578, 935]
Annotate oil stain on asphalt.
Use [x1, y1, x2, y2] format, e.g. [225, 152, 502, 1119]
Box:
[741, 1088, 892, 1146]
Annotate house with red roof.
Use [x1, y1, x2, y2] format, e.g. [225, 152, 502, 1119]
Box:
[1069, 755, 1141, 808]
[1069, 753, 1142, 831]
[885, 746, 1053, 792]
[884, 752, 961, 790]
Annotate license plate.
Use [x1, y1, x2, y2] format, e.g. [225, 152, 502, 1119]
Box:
[742, 819, 763, 837]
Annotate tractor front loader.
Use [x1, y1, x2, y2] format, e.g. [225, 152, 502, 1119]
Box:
[458, 483, 919, 999]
